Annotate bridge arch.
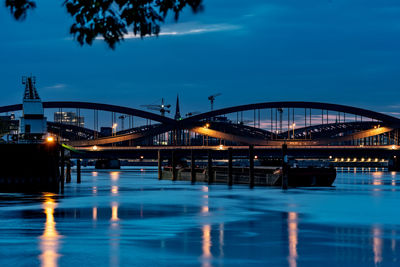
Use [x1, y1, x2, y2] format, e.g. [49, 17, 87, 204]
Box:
[0, 101, 176, 124]
[182, 101, 400, 125]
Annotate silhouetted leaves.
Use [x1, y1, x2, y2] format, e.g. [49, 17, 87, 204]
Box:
[5, 0, 36, 20]
[5, 0, 203, 49]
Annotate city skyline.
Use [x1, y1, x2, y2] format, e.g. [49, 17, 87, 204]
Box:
[0, 0, 399, 117]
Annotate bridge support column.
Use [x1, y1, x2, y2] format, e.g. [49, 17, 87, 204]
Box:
[60, 148, 65, 193]
[172, 150, 177, 181]
[191, 150, 196, 184]
[77, 159, 81, 183]
[282, 144, 288, 190]
[66, 160, 71, 183]
[228, 148, 233, 187]
[249, 145, 255, 188]
[208, 150, 213, 184]
[158, 150, 162, 180]
[389, 155, 400, 171]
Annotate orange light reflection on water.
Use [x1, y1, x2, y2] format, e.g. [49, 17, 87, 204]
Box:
[110, 171, 120, 181]
[39, 193, 61, 267]
[373, 226, 383, 265]
[288, 212, 298, 267]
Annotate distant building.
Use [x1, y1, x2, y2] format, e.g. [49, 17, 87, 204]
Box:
[19, 76, 47, 143]
[54, 112, 85, 127]
[100, 127, 112, 136]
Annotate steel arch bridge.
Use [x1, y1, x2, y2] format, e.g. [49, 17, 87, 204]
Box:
[1, 101, 400, 147]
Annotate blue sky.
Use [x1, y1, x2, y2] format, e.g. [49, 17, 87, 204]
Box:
[0, 0, 400, 117]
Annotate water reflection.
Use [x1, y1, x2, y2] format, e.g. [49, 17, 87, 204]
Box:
[288, 212, 298, 267]
[39, 193, 61, 267]
[201, 186, 212, 267]
[110, 201, 120, 267]
[92, 207, 97, 221]
[110, 171, 120, 181]
[373, 226, 383, 265]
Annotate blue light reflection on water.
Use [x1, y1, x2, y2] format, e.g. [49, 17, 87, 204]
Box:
[0, 167, 399, 266]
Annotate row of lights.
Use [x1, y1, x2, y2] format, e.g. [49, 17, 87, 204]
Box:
[331, 157, 385, 162]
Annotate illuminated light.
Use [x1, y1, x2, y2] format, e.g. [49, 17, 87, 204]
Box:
[361, 158, 365, 162]
[110, 171, 120, 181]
[46, 136, 55, 143]
[334, 158, 338, 162]
[329, 156, 332, 159]
[92, 145, 98, 151]
[382, 159, 385, 162]
[373, 226, 383, 264]
[218, 144, 224, 150]
[140, 155, 144, 159]
[204, 123, 210, 128]
[39, 194, 61, 267]
[111, 202, 119, 222]
[374, 158, 379, 162]
[392, 145, 396, 150]
[353, 158, 357, 162]
[367, 158, 371, 162]
[288, 212, 298, 267]
[340, 158, 344, 162]
[202, 224, 212, 260]
[112, 123, 118, 129]
[93, 207, 97, 221]
[111, 185, 118, 194]
[347, 158, 350, 162]
[254, 155, 258, 159]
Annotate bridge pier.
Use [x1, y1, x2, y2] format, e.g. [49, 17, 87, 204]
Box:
[158, 150, 162, 180]
[66, 160, 71, 183]
[60, 148, 65, 193]
[389, 155, 400, 171]
[172, 150, 177, 181]
[77, 159, 81, 183]
[282, 144, 288, 190]
[228, 148, 233, 187]
[208, 150, 213, 184]
[249, 145, 255, 188]
[191, 150, 196, 184]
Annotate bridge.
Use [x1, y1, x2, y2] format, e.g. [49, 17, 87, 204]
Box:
[1, 100, 400, 167]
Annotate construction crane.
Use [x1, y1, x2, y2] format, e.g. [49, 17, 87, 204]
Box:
[208, 93, 221, 111]
[140, 98, 171, 116]
[185, 111, 201, 117]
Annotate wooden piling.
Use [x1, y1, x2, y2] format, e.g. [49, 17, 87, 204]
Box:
[60, 148, 65, 193]
[191, 150, 196, 184]
[172, 150, 177, 181]
[228, 147, 233, 186]
[249, 145, 255, 188]
[77, 159, 81, 184]
[158, 150, 162, 180]
[208, 150, 213, 184]
[282, 143, 288, 190]
[66, 160, 71, 183]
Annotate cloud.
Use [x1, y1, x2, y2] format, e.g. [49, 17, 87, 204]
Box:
[123, 22, 242, 39]
[43, 84, 67, 90]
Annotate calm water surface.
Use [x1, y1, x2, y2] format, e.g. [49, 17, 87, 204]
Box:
[0, 167, 399, 266]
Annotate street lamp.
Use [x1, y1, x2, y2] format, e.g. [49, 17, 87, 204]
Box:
[112, 123, 118, 136]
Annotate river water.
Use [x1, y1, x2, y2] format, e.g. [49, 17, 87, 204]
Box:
[0, 167, 399, 267]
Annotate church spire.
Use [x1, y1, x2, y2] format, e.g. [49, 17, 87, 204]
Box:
[23, 76, 40, 100]
[174, 94, 181, 120]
